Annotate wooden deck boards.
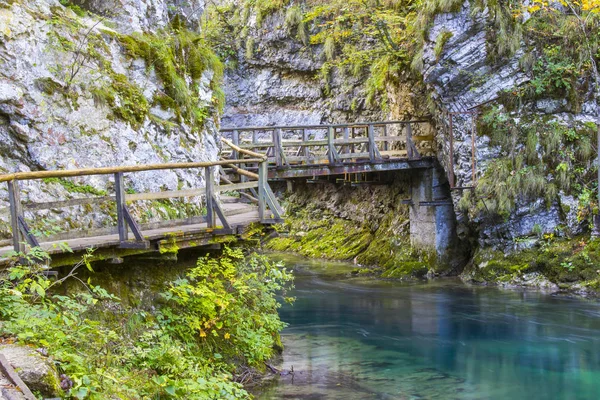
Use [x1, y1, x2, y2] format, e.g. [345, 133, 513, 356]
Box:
[0, 205, 260, 264]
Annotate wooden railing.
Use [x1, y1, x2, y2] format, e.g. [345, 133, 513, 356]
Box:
[220, 120, 433, 168]
[0, 140, 283, 254]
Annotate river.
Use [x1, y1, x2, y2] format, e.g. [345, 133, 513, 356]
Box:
[256, 253, 600, 400]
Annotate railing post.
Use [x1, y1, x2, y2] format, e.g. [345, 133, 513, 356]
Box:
[302, 129, 309, 161]
[327, 126, 335, 164]
[205, 166, 215, 228]
[7, 180, 24, 254]
[406, 122, 420, 161]
[343, 127, 349, 154]
[368, 124, 376, 162]
[383, 125, 388, 151]
[273, 129, 283, 168]
[232, 129, 239, 160]
[258, 161, 267, 221]
[114, 172, 128, 242]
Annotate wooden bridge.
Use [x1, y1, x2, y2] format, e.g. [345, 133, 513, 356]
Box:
[220, 120, 434, 179]
[0, 120, 435, 266]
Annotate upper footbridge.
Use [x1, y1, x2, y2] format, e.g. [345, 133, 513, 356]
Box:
[220, 120, 436, 180]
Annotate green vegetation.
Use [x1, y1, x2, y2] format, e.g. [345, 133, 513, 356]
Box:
[43, 177, 108, 196]
[0, 247, 293, 399]
[119, 16, 225, 128]
[47, 6, 224, 131]
[434, 30, 453, 60]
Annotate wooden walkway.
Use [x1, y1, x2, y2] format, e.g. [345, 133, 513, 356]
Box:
[220, 120, 435, 179]
[0, 120, 434, 266]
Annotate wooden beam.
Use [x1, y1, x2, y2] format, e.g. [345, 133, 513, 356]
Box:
[0, 158, 265, 183]
[7, 180, 23, 253]
[114, 172, 128, 242]
[205, 167, 215, 229]
[0, 354, 36, 400]
[220, 160, 260, 180]
[221, 138, 266, 160]
[258, 161, 267, 221]
[211, 194, 232, 230]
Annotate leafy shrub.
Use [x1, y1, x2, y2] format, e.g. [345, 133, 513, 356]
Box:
[0, 247, 293, 399]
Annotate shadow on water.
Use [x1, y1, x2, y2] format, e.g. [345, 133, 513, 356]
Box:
[257, 253, 600, 400]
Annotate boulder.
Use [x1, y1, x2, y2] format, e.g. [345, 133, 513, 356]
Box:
[0, 344, 61, 398]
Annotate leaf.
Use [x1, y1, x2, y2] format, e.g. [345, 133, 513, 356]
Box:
[165, 385, 176, 396]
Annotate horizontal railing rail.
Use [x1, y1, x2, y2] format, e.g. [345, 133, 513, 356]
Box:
[0, 139, 282, 256]
[219, 119, 430, 131]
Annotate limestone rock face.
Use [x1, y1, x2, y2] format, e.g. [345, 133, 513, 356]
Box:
[69, 0, 205, 32]
[422, 1, 595, 249]
[0, 0, 219, 239]
[221, 11, 386, 130]
[0, 344, 61, 397]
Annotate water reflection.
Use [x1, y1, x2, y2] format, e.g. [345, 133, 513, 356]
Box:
[258, 254, 600, 399]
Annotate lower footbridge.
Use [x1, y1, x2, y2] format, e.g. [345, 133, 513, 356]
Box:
[0, 120, 449, 267]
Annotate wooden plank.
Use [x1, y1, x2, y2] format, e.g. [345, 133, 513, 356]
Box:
[114, 172, 128, 242]
[0, 354, 36, 400]
[126, 188, 206, 201]
[23, 195, 114, 211]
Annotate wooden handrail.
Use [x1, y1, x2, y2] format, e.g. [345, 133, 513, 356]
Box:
[0, 158, 265, 183]
[219, 119, 431, 132]
[221, 138, 267, 160]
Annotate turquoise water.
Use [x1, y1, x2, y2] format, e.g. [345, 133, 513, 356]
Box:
[258, 254, 600, 400]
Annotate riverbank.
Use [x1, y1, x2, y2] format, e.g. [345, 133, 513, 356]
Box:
[265, 197, 600, 297]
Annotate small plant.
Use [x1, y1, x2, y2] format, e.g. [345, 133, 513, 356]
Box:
[434, 30, 453, 61]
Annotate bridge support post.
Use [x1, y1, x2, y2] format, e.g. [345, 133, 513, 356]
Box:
[409, 166, 458, 267]
[7, 180, 24, 254]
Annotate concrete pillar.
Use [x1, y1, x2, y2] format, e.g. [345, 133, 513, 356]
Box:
[409, 166, 458, 267]
[409, 168, 436, 251]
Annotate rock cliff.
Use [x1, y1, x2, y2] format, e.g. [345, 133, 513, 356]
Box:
[0, 0, 222, 239]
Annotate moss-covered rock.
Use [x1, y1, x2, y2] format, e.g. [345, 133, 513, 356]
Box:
[266, 179, 439, 280]
[462, 236, 600, 294]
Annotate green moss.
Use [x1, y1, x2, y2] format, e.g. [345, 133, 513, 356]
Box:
[266, 204, 434, 280]
[43, 177, 107, 196]
[159, 234, 180, 255]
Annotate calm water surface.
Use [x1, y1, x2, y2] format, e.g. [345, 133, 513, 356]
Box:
[257, 253, 600, 400]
